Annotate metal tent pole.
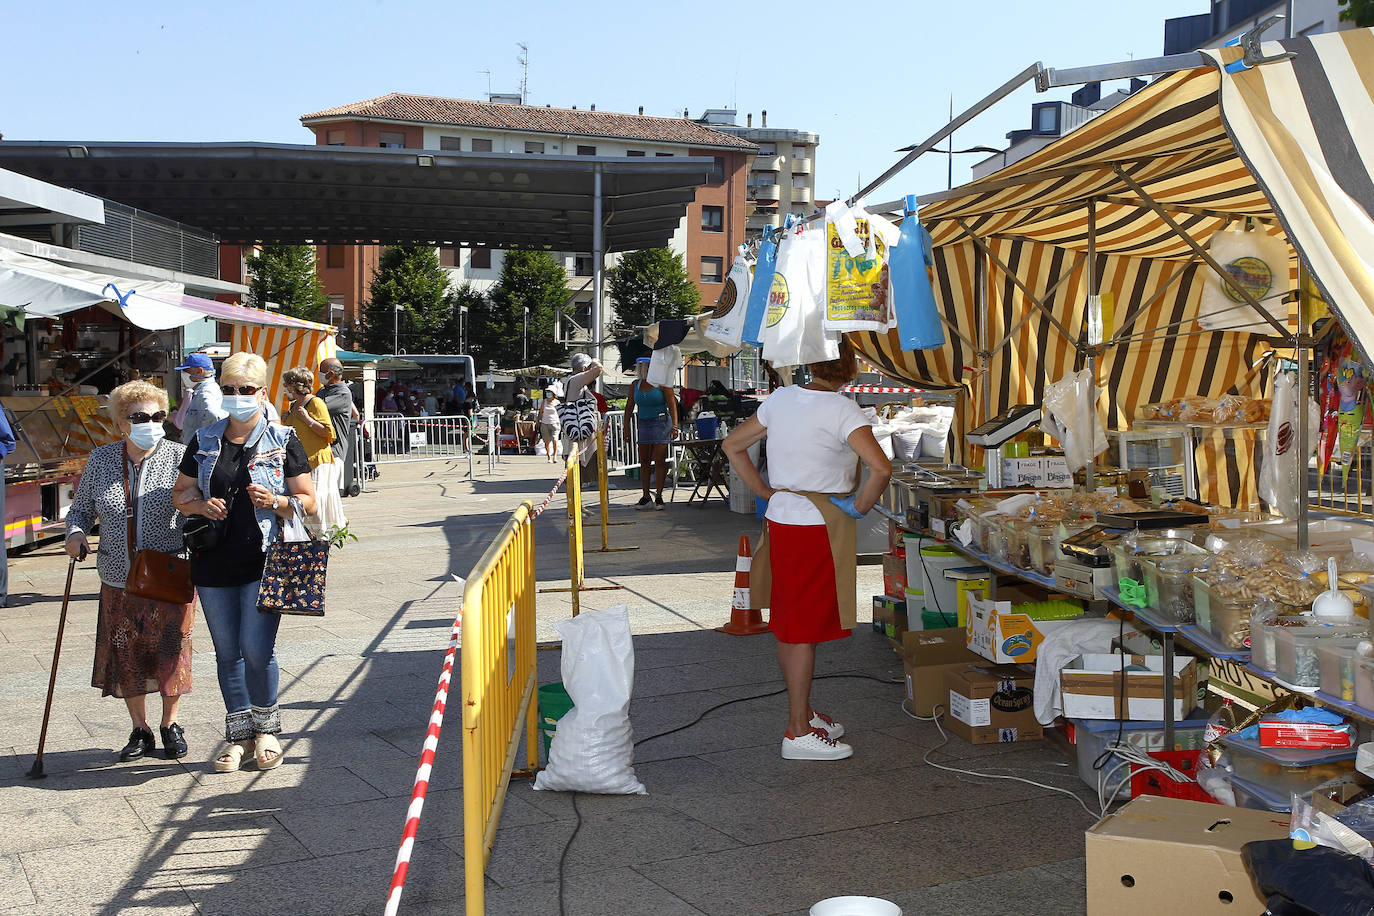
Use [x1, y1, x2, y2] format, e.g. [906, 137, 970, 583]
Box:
[592, 164, 604, 374]
[1297, 264, 1311, 550]
[1086, 198, 1097, 491]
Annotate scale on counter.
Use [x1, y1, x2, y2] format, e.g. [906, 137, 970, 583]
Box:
[966, 404, 1041, 489]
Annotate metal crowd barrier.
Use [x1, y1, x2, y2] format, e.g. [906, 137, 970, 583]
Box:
[362, 413, 476, 478]
[461, 501, 539, 911]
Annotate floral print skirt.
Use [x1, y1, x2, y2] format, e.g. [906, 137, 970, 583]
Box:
[91, 583, 194, 698]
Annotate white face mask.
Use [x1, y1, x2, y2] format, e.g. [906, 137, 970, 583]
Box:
[222, 395, 262, 422]
[127, 422, 165, 450]
[181, 372, 199, 390]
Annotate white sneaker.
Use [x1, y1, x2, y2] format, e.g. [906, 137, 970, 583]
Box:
[780, 728, 853, 761]
[810, 711, 844, 741]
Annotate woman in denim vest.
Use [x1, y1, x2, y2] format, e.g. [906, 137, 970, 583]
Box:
[172, 353, 316, 772]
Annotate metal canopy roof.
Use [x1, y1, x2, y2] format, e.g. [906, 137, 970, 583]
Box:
[0, 142, 713, 251]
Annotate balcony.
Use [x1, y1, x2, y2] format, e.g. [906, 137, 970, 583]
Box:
[789, 158, 812, 175]
[790, 186, 812, 204]
[754, 154, 783, 171]
[752, 183, 781, 202]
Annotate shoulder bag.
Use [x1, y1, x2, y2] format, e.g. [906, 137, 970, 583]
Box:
[182, 443, 248, 555]
[257, 498, 329, 617]
[123, 455, 194, 605]
[558, 394, 597, 442]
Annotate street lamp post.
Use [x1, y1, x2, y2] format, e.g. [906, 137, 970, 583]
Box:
[459, 305, 468, 355]
[393, 304, 403, 355]
[523, 307, 529, 365]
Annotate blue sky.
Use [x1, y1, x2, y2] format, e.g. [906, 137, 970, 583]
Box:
[3, 0, 1204, 202]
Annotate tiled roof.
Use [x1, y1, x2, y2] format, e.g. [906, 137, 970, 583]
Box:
[301, 93, 757, 151]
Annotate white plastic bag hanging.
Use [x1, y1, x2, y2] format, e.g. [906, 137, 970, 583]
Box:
[647, 345, 681, 387]
[762, 223, 839, 368]
[823, 199, 899, 333]
[1197, 225, 1292, 332]
[1042, 369, 1108, 473]
[705, 248, 752, 348]
[533, 605, 647, 795]
[1258, 366, 1319, 518]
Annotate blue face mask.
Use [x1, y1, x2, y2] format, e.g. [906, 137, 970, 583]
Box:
[127, 422, 165, 450]
[222, 395, 262, 422]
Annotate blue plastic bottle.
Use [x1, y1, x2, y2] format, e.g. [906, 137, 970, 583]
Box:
[890, 195, 944, 351]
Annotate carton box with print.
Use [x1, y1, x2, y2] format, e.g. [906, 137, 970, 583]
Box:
[943, 663, 1041, 745]
[898, 627, 984, 718]
[965, 594, 1075, 664]
[1060, 653, 1199, 721]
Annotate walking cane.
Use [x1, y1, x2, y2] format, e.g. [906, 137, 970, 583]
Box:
[28, 552, 81, 779]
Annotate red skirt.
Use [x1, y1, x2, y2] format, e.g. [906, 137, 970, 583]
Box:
[767, 521, 850, 644]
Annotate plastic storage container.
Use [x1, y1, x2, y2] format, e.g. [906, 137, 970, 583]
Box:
[1219, 731, 1356, 799]
[1317, 639, 1365, 702]
[1229, 772, 1293, 812]
[1141, 552, 1209, 624]
[1024, 523, 1060, 577]
[1275, 624, 1366, 688]
[1194, 575, 1260, 649]
[1072, 715, 1209, 800]
[1358, 657, 1374, 711]
[1252, 616, 1317, 673]
[1003, 518, 1034, 571]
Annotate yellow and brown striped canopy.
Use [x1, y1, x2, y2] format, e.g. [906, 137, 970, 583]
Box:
[852, 28, 1374, 506]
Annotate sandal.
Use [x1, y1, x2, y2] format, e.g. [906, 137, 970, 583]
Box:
[213, 740, 253, 773]
[255, 734, 284, 770]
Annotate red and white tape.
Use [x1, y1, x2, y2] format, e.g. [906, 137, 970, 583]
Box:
[383, 607, 461, 916]
[840, 385, 923, 394]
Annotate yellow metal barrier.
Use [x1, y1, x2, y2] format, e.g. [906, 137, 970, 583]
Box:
[541, 443, 625, 614]
[461, 501, 540, 911]
[595, 427, 638, 553]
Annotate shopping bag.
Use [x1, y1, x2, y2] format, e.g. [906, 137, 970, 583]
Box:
[705, 250, 753, 348]
[762, 223, 839, 368]
[1197, 225, 1292, 332]
[258, 504, 329, 616]
[890, 196, 944, 350]
[558, 395, 598, 442]
[647, 345, 681, 387]
[741, 227, 780, 347]
[823, 199, 899, 333]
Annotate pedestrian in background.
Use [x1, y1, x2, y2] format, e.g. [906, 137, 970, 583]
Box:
[173, 352, 224, 444]
[173, 353, 316, 773]
[0, 405, 14, 607]
[537, 390, 560, 462]
[282, 367, 345, 536]
[66, 380, 193, 761]
[723, 337, 891, 761]
[316, 358, 357, 498]
[623, 357, 677, 510]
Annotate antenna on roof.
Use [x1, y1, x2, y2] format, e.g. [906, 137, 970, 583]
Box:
[478, 69, 491, 99]
[516, 42, 529, 105]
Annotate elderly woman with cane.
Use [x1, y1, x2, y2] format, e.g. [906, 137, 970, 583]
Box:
[173, 352, 316, 772]
[722, 337, 891, 760]
[65, 380, 194, 761]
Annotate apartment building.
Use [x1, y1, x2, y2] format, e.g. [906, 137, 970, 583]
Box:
[1164, 0, 1351, 53]
[701, 109, 820, 240]
[299, 94, 755, 349]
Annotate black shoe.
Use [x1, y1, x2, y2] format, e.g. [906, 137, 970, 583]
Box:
[635, 496, 652, 509]
[655, 496, 666, 511]
[160, 723, 188, 759]
[119, 727, 156, 761]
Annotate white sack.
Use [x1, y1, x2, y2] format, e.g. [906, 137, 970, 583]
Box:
[1042, 369, 1108, 473]
[762, 224, 839, 368]
[705, 253, 753, 348]
[1197, 226, 1292, 332]
[1034, 619, 1144, 724]
[1258, 367, 1319, 518]
[533, 605, 647, 795]
[646, 345, 681, 388]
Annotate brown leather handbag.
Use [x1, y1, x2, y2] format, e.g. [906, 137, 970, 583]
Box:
[121, 454, 194, 605]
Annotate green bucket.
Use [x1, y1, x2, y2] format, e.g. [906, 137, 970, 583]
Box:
[538, 682, 574, 759]
[922, 607, 959, 630]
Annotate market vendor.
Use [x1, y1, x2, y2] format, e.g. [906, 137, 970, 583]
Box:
[722, 337, 891, 761]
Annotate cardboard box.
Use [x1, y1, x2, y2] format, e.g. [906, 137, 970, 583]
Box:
[1042, 456, 1072, 488]
[1086, 795, 1290, 915]
[1060, 653, 1199, 721]
[871, 595, 899, 634]
[943, 664, 1042, 744]
[898, 628, 984, 718]
[1002, 458, 1043, 487]
[882, 552, 908, 598]
[965, 594, 1075, 664]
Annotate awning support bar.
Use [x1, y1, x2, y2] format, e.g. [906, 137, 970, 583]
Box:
[1106, 252, 1203, 348]
[1036, 52, 1208, 91]
[1113, 165, 1291, 339]
[954, 217, 1083, 351]
[985, 251, 1089, 360]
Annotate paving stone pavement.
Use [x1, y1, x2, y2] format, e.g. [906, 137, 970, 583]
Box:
[0, 454, 1093, 914]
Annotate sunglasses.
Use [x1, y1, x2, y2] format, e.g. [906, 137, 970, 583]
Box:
[220, 385, 262, 396]
[127, 411, 168, 424]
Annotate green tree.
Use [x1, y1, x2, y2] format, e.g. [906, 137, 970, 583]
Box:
[607, 248, 700, 332]
[359, 246, 453, 354]
[1339, 0, 1374, 25]
[470, 249, 568, 369]
[245, 245, 329, 321]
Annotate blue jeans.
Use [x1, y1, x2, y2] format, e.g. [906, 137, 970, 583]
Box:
[198, 582, 282, 740]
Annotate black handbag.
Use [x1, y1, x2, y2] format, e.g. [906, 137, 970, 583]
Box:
[182, 446, 248, 555]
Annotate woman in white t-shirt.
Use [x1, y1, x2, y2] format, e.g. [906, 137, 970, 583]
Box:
[723, 337, 891, 761]
[537, 393, 560, 462]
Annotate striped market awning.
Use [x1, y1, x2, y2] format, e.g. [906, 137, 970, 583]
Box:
[231, 323, 339, 414]
[851, 28, 1374, 506]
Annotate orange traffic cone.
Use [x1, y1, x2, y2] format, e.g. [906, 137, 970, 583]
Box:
[717, 535, 769, 636]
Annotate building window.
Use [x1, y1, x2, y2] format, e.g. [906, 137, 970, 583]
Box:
[326, 129, 347, 146]
[792, 175, 809, 189]
[524, 141, 545, 154]
[1033, 104, 1059, 135]
[329, 296, 345, 327]
[471, 138, 493, 152]
[470, 247, 493, 269]
[626, 150, 645, 157]
[325, 246, 346, 269]
[379, 131, 406, 148]
[792, 148, 807, 158]
[439, 247, 459, 267]
[757, 144, 776, 156]
[701, 205, 724, 232]
[656, 152, 674, 157]
[700, 256, 724, 283]
[576, 145, 597, 156]
[439, 136, 462, 151]
[574, 255, 595, 276]
[708, 156, 726, 183]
